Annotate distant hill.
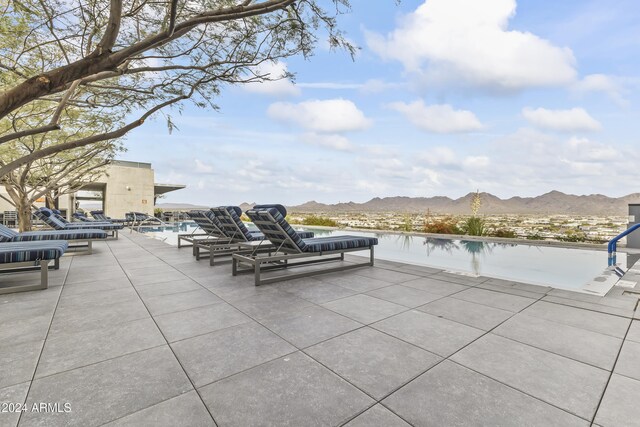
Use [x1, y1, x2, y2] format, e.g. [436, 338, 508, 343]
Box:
[288, 191, 640, 216]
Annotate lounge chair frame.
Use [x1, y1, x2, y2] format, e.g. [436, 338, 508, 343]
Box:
[232, 211, 375, 286]
[0, 260, 53, 295]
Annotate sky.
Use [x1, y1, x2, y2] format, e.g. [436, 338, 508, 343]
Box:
[122, 0, 640, 206]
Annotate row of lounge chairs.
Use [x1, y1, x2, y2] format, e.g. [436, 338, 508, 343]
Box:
[181, 204, 378, 285]
[0, 208, 126, 294]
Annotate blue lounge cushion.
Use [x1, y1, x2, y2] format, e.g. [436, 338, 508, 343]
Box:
[301, 236, 378, 252]
[12, 229, 108, 241]
[0, 240, 68, 263]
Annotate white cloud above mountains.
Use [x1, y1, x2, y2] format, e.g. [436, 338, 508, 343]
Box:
[573, 74, 629, 106]
[389, 101, 484, 133]
[366, 0, 576, 91]
[522, 107, 602, 132]
[267, 99, 372, 133]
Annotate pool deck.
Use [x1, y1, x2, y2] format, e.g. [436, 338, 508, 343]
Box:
[1, 230, 639, 426]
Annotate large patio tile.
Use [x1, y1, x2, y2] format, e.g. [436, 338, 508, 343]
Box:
[323, 294, 407, 324]
[477, 282, 545, 299]
[104, 390, 214, 426]
[627, 320, 640, 343]
[0, 313, 52, 346]
[306, 327, 440, 399]
[57, 287, 140, 309]
[365, 284, 442, 308]
[135, 279, 203, 297]
[383, 361, 588, 427]
[344, 404, 410, 427]
[20, 346, 193, 427]
[614, 340, 640, 381]
[317, 271, 395, 292]
[493, 314, 622, 370]
[260, 305, 363, 348]
[372, 310, 484, 357]
[401, 276, 469, 296]
[430, 271, 487, 285]
[199, 351, 373, 426]
[172, 322, 295, 387]
[231, 290, 314, 321]
[0, 340, 42, 389]
[36, 318, 165, 378]
[283, 281, 359, 304]
[522, 301, 631, 338]
[129, 270, 188, 286]
[353, 268, 420, 284]
[141, 288, 222, 316]
[418, 297, 513, 331]
[594, 374, 640, 427]
[0, 382, 30, 427]
[154, 303, 251, 342]
[49, 299, 150, 335]
[451, 334, 609, 419]
[452, 288, 536, 312]
[542, 295, 635, 317]
[65, 268, 128, 285]
[62, 277, 132, 296]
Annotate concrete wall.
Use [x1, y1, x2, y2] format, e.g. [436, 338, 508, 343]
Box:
[0, 160, 157, 221]
[101, 163, 155, 218]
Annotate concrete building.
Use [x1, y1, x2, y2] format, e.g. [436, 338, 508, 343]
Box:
[0, 160, 185, 221]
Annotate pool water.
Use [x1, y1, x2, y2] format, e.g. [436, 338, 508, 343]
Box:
[138, 222, 622, 293]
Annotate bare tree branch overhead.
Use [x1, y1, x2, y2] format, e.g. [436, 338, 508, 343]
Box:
[0, 0, 358, 177]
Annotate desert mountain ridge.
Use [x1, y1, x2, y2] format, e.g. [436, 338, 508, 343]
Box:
[240, 191, 640, 215]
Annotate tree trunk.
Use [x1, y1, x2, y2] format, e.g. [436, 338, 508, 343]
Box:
[16, 196, 33, 232]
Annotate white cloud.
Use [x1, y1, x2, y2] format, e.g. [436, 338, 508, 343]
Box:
[419, 147, 458, 167]
[567, 136, 618, 162]
[522, 107, 602, 132]
[389, 101, 484, 133]
[194, 159, 214, 173]
[463, 156, 490, 169]
[299, 133, 354, 151]
[267, 99, 372, 133]
[573, 74, 629, 106]
[366, 0, 576, 91]
[244, 61, 300, 97]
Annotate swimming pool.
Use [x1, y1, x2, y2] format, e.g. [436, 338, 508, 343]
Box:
[137, 222, 623, 294]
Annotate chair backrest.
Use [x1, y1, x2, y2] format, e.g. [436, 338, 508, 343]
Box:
[91, 210, 108, 221]
[245, 205, 306, 253]
[209, 206, 255, 242]
[34, 208, 66, 230]
[0, 224, 19, 242]
[186, 210, 225, 238]
[51, 209, 70, 224]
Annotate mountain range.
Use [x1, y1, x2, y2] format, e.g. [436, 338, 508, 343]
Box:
[269, 191, 640, 215]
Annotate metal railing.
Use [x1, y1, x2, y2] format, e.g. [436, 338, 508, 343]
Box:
[607, 223, 640, 267]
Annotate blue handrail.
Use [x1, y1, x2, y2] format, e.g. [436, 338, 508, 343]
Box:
[608, 223, 640, 266]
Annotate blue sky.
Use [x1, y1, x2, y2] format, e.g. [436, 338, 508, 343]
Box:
[123, 0, 640, 206]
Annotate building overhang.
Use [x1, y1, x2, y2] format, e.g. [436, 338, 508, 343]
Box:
[154, 183, 186, 196]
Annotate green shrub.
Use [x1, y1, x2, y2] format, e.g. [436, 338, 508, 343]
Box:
[462, 216, 486, 236]
[423, 216, 462, 234]
[398, 215, 413, 232]
[526, 233, 544, 240]
[302, 215, 338, 227]
[491, 228, 516, 238]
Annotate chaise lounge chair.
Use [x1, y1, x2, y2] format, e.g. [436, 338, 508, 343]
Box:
[238, 204, 378, 286]
[0, 240, 68, 294]
[0, 224, 107, 255]
[202, 206, 314, 266]
[90, 210, 128, 224]
[179, 210, 229, 257]
[35, 208, 123, 238]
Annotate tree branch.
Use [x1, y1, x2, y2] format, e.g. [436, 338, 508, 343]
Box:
[0, 93, 187, 178]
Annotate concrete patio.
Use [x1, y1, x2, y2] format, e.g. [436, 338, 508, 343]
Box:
[1, 231, 639, 426]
